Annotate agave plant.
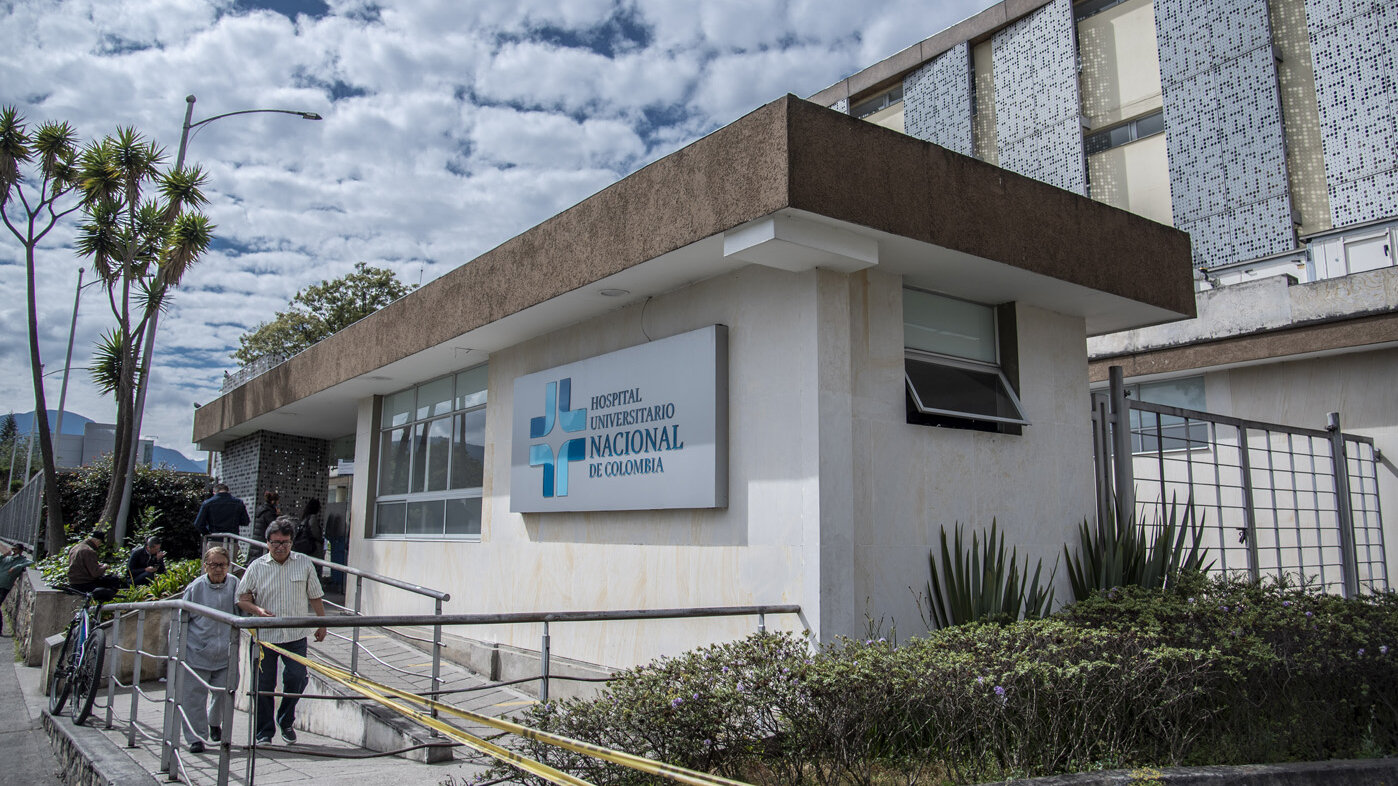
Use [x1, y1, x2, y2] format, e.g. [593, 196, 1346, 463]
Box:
[925, 520, 1056, 629]
[1064, 497, 1214, 601]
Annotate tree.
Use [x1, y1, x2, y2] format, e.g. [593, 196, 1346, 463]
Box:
[0, 106, 83, 557]
[233, 262, 417, 365]
[0, 414, 16, 444]
[75, 126, 213, 537]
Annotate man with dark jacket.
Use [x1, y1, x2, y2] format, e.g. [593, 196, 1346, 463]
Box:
[193, 483, 250, 536]
[127, 536, 166, 586]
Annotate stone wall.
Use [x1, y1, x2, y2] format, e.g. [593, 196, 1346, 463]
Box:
[219, 430, 330, 535]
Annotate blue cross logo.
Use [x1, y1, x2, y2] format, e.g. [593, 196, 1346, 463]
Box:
[527, 378, 587, 497]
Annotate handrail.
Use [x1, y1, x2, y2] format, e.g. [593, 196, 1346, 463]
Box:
[93, 595, 802, 785]
[102, 599, 800, 630]
[205, 532, 450, 601]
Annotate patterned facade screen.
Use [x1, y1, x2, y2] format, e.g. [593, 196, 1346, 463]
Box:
[904, 42, 974, 156]
[1157, 0, 1295, 268]
[992, 0, 1087, 195]
[1308, 0, 1398, 227]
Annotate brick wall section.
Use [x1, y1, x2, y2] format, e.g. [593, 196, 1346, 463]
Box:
[219, 431, 330, 533]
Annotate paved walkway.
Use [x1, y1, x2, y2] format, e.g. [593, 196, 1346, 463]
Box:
[2, 634, 63, 786]
[15, 618, 541, 786]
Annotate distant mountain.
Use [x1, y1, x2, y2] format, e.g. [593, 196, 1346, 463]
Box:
[5, 410, 206, 473]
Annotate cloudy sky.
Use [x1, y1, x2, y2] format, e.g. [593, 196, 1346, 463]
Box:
[1, 0, 995, 463]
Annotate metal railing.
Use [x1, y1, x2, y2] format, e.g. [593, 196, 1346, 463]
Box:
[0, 471, 44, 552]
[1093, 366, 1388, 596]
[87, 595, 800, 785]
[205, 532, 451, 718]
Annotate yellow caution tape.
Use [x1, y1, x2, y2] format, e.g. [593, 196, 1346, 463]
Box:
[257, 640, 754, 786]
[252, 639, 592, 786]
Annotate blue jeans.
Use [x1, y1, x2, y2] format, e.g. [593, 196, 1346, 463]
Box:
[253, 638, 307, 738]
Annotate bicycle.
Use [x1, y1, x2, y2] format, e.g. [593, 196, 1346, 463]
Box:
[48, 585, 117, 725]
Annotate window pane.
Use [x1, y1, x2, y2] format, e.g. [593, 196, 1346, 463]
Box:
[1134, 110, 1164, 139]
[903, 289, 997, 363]
[456, 366, 488, 411]
[450, 410, 486, 490]
[905, 357, 1024, 422]
[375, 502, 405, 536]
[425, 417, 451, 491]
[445, 497, 482, 536]
[378, 428, 412, 495]
[417, 377, 454, 420]
[406, 500, 445, 535]
[382, 391, 414, 428]
[409, 423, 429, 493]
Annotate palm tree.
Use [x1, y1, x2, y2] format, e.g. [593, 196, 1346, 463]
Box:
[0, 106, 82, 556]
[75, 128, 213, 533]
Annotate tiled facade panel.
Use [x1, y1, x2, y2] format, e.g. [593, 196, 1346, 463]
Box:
[903, 42, 974, 156]
[1309, 0, 1398, 226]
[992, 0, 1086, 194]
[1157, 0, 1294, 268]
[220, 430, 329, 536]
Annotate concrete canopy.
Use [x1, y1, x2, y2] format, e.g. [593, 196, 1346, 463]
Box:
[194, 94, 1193, 450]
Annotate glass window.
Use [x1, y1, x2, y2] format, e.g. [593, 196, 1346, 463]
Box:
[451, 410, 486, 490]
[456, 366, 488, 410]
[445, 498, 482, 536]
[417, 377, 454, 421]
[425, 417, 452, 491]
[903, 289, 998, 363]
[374, 365, 489, 539]
[378, 428, 412, 496]
[382, 390, 414, 429]
[903, 288, 1028, 428]
[1129, 377, 1209, 453]
[406, 499, 445, 535]
[375, 502, 405, 535]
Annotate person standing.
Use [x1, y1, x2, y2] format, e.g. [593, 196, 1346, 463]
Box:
[127, 536, 166, 586]
[178, 546, 239, 753]
[0, 541, 32, 635]
[237, 518, 327, 744]
[193, 483, 250, 538]
[250, 490, 280, 561]
[293, 499, 324, 559]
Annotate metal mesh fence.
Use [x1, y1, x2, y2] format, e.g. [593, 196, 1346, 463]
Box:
[1094, 393, 1388, 595]
[0, 472, 43, 550]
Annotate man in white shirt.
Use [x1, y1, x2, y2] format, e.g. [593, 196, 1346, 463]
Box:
[237, 518, 327, 744]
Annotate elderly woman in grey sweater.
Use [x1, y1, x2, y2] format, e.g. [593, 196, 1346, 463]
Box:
[177, 546, 239, 753]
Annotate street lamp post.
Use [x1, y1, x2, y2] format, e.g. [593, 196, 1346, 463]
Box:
[112, 94, 321, 543]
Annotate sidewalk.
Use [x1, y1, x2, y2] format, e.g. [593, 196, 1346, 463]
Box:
[2, 636, 62, 786]
[16, 620, 541, 785]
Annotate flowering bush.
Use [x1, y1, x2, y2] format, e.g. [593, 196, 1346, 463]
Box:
[495, 574, 1397, 784]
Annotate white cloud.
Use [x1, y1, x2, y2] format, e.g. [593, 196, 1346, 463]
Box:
[0, 0, 999, 461]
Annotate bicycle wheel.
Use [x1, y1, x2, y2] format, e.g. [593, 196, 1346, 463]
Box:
[70, 627, 106, 725]
[47, 631, 75, 716]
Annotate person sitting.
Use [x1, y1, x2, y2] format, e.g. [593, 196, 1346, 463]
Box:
[127, 536, 166, 587]
[0, 541, 33, 636]
[67, 530, 124, 593]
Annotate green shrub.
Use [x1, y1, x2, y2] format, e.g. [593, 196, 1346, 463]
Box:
[1064, 498, 1212, 601]
[491, 575, 1397, 785]
[54, 456, 208, 559]
[924, 520, 1055, 629]
[111, 558, 202, 603]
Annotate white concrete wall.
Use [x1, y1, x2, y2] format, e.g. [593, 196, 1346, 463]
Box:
[1207, 350, 1398, 586]
[347, 264, 1099, 668]
[351, 264, 825, 668]
[846, 271, 1094, 637]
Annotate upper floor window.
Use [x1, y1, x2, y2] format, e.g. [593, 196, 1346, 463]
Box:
[374, 365, 488, 539]
[903, 288, 1028, 432]
[1085, 110, 1164, 155]
[1128, 376, 1209, 453]
[852, 84, 904, 119]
